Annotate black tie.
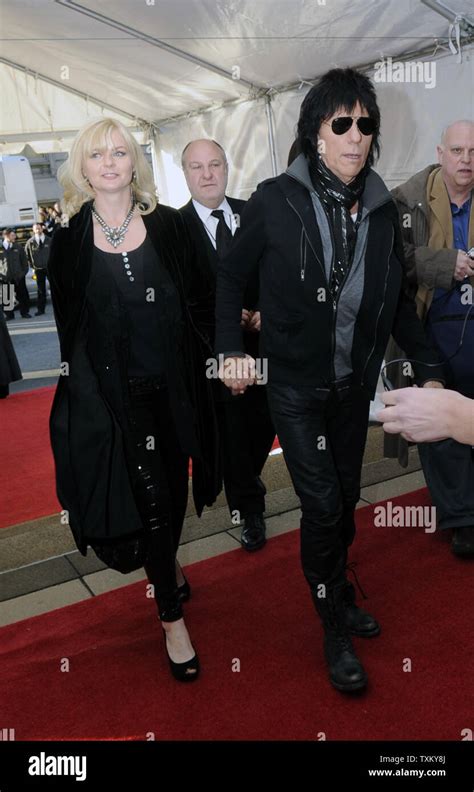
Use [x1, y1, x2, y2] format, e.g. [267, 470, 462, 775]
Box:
[211, 210, 233, 258]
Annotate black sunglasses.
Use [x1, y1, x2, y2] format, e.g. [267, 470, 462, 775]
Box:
[325, 117, 377, 136]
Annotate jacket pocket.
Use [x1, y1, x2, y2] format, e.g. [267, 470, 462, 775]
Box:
[262, 312, 307, 366]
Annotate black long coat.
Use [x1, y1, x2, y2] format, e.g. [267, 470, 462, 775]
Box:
[0, 311, 22, 386]
[48, 201, 221, 555]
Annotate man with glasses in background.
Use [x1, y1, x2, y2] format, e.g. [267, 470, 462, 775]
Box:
[388, 121, 474, 558]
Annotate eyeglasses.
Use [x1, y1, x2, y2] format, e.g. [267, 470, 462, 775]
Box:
[324, 117, 377, 136]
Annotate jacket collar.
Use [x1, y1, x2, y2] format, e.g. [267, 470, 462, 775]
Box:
[391, 164, 439, 212]
[285, 153, 392, 218]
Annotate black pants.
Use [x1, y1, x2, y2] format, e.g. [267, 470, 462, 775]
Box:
[266, 381, 370, 590]
[125, 379, 189, 621]
[35, 269, 48, 313]
[11, 278, 30, 317]
[216, 383, 275, 520]
[418, 438, 474, 530]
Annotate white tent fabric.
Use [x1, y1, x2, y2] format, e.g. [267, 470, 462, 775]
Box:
[1, 0, 473, 202]
[154, 46, 474, 204]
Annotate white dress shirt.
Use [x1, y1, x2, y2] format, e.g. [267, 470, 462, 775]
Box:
[192, 197, 239, 250]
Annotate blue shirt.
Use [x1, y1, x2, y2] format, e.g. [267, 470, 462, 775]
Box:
[426, 194, 473, 394]
[451, 195, 471, 251]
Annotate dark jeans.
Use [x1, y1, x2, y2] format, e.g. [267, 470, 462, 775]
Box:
[35, 269, 48, 313]
[266, 381, 370, 590]
[418, 438, 474, 529]
[216, 383, 275, 520]
[125, 378, 189, 621]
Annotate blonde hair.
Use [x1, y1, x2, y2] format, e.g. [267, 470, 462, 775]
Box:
[58, 118, 158, 219]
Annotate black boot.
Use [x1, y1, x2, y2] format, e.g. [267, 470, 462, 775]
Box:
[313, 583, 368, 693]
[343, 580, 380, 637]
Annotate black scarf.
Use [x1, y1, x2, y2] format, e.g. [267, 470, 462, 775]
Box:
[308, 152, 368, 295]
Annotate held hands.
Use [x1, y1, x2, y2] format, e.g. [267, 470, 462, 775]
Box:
[218, 354, 257, 396]
[454, 251, 474, 282]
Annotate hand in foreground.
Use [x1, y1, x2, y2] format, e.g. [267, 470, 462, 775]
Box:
[218, 354, 256, 396]
[376, 387, 465, 443]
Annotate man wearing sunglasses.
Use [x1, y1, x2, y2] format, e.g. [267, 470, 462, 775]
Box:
[215, 68, 443, 694]
[387, 120, 474, 558]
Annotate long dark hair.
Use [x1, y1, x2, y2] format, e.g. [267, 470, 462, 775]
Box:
[297, 68, 381, 167]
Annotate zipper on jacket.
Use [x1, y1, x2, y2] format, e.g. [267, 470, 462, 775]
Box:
[299, 227, 306, 281]
[287, 195, 342, 382]
[360, 226, 394, 386]
[286, 198, 327, 284]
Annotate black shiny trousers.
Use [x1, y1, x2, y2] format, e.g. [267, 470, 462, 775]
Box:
[125, 378, 189, 622]
[266, 381, 371, 591]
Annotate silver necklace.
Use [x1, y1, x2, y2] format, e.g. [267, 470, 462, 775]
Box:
[92, 200, 135, 248]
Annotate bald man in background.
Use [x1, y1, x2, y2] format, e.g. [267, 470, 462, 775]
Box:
[180, 139, 275, 551]
[389, 120, 474, 556]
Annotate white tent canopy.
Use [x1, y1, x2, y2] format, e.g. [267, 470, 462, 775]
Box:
[1, 0, 473, 204]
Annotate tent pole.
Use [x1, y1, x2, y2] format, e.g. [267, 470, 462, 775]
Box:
[265, 96, 279, 177]
[55, 0, 263, 91]
[420, 0, 474, 34]
[148, 130, 163, 200]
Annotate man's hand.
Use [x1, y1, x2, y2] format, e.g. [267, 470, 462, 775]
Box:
[422, 380, 444, 388]
[240, 309, 251, 328]
[454, 250, 474, 281]
[218, 354, 256, 396]
[247, 310, 261, 332]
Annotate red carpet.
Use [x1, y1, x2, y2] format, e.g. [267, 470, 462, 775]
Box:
[0, 387, 282, 530]
[1, 488, 472, 741]
[0, 386, 60, 528]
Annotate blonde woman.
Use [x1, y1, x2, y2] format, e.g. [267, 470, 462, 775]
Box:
[49, 118, 219, 682]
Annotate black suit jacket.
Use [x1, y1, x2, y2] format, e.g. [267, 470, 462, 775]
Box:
[179, 197, 260, 357]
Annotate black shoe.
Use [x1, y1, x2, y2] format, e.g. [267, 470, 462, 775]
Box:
[162, 628, 199, 682]
[323, 631, 368, 692]
[35, 311, 45, 316]
[21, 313, 32, 318]
[313, 583, 368, 693]
[452, 526, 474, 557]
[343, 581, 380, 637]
[241, 513, 267, 552]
